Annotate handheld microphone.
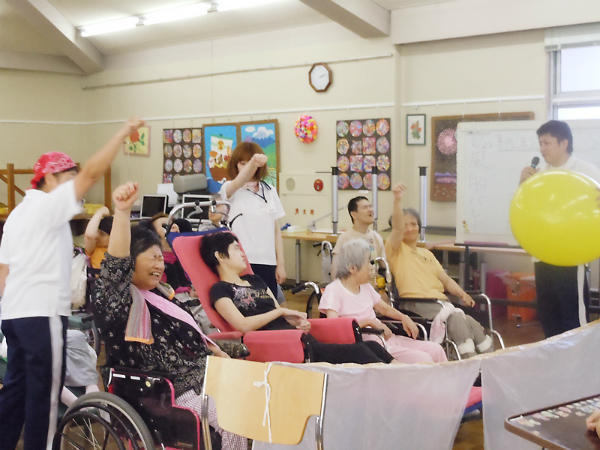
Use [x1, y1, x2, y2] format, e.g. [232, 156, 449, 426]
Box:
[530, 156, 540, 169]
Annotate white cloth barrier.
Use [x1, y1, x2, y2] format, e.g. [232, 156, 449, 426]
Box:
[253, 359, 480, 450]
[253, 321, 600, 450]
[482, 321, 600, 449]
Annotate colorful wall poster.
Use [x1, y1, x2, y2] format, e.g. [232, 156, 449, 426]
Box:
[239, 120, 279, 190]
[124, 126, 151, 156]
[162, 128, 202, 183]
[203, 124, 237, 183]
[335, 118, 391, 191]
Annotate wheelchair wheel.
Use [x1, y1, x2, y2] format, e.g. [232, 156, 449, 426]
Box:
[83, 321, 101, 355]
[53, 391, 154, 449]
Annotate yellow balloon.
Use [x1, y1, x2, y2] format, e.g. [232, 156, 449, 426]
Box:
[510, 170, 600, 266]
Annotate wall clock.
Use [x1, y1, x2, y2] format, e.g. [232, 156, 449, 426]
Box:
[308, 62, 332, 92]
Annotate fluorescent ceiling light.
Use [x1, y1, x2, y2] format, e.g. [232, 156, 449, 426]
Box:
[216, 0, 281, 12]
[143, 3, 211, 25]
[80, 17, 140, 37]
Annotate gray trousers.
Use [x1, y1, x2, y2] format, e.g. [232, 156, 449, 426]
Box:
[400, 299, 490, 355]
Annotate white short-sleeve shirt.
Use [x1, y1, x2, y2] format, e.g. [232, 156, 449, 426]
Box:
[0, 180, 82, 319]
[219, 181, 285, 265]
[541, 155, 600, 182]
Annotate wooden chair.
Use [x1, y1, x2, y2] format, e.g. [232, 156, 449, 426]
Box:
[200, 356, 328, 449]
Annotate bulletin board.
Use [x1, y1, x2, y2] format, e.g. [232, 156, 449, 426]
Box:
[335, 118, 391, 191]
[162, 128, 203, 183]
[430, 112, 534, 202]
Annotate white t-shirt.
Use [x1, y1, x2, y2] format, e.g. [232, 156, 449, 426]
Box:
[219, 181, 285, 265]
[541, 155, 600, 182]
[0, 180, 82, 319]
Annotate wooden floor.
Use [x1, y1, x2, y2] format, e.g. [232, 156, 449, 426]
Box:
[285, 290, 547, 450]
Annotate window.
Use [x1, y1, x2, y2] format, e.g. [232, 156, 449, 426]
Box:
[550, 43, 600, 120]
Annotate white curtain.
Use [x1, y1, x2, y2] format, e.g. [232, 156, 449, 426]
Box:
[252, 321, 600, 450]
[481, 321, 600, 449]
[253, 358, 480, 450]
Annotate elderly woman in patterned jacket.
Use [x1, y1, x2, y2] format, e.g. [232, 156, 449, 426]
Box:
[93, 182, 246, 450]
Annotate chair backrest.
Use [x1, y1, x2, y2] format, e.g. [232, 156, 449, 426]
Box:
[202, 356, 327, 447]
[171, 230, 252, 332]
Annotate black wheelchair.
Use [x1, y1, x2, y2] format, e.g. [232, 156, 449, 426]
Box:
[53, 366, 217, 449]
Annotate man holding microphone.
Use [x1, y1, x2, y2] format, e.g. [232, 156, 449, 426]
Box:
[520, 120, 600, 338]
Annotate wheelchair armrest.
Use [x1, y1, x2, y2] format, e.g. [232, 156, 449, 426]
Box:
[380, 319, 428, 340]
[109, 366, 174, 381]
[242, 329, 306, 363]
[308, 317, 359, 344]
[207, 331, 243, 341]
[359, 327, 384, 335]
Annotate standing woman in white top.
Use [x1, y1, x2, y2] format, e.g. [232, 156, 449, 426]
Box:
[219, 142, 286, 297]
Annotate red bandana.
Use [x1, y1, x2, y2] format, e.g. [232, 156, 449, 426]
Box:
[30, 152, 77, 189]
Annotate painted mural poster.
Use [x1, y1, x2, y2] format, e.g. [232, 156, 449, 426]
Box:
[240, 120, 279, 190]
[203, 124, 237, 183]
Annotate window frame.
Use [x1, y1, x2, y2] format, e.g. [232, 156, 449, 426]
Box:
[550, 45, 600, 119]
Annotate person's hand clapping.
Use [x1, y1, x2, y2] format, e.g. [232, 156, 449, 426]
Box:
[112, 182, 138, 212]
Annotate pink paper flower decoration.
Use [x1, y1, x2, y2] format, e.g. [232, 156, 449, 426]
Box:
[294, 115, 318, 144]
[437, 128, 457, 156]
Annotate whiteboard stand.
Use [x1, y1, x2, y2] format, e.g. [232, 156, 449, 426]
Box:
[419, 166, 427, 242]
[371, 167, 379, 231]
[331, 166, 338, 235]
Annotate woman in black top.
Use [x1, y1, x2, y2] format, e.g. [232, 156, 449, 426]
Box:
[202, 231, 394, 364]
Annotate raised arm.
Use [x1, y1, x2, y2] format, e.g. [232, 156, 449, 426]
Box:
[74, 118, 145, 202]
[84, 206, 110, 255]
[107, 182, 138, 258]
[387, 183, 407, 252]
[223, 153, 268, 199]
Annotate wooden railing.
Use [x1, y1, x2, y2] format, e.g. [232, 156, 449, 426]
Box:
[0, 163, 112, 216]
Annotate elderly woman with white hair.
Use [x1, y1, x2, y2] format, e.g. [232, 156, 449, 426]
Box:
[320, 238, 447, 364]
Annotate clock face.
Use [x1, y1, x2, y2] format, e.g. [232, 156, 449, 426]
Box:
[309, 63, 331, 92]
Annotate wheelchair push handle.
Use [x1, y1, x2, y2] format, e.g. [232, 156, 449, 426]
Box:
[291, 281, 320, 296]
[165, 199, 231, 234]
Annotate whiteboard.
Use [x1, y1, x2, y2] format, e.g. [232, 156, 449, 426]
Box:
[456, 119, 600, 245]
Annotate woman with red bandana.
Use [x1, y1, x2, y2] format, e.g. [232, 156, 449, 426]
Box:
[0, 118, 144, 450]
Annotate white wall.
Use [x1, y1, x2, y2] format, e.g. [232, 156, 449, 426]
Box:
[0, 69, 84, 204]
[0, 23, 553, 279]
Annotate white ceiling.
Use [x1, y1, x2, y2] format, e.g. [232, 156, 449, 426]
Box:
[372, 0, 455, 8]
[0, 0, 457, 73]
